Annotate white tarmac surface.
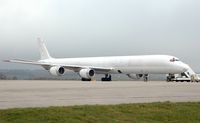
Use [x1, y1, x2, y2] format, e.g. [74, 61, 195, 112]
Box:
[0, 80, 200, 109]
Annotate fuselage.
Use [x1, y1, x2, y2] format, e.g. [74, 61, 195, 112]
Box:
[42, 55, 188, 74]
[5, 40, 191, 81]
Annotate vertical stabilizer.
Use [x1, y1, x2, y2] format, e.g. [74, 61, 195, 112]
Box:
[37, 38, 52, 60]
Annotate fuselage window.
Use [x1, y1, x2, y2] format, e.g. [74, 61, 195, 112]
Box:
[170, 58, 180, 62]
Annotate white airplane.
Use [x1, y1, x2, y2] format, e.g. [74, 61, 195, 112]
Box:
[4, 39, 189, 81]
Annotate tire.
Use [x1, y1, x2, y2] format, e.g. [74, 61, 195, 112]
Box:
[101, 78, 112, 81]
[101, 75, 112, 81]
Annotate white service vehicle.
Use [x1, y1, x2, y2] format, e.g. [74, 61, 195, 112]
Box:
[166, 65, 200, 82]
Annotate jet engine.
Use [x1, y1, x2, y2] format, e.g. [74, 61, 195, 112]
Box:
[79, 69, 95, 79]
[127, 74, 143, 79]
[49, 66, 65, 76]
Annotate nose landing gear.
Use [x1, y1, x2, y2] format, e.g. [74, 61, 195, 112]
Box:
[166, 74, 175, 82]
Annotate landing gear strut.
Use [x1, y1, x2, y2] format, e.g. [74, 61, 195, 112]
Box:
[101, 74, 112, 81]
[166, 74, 175, 82]
[143, 74, 148, 82]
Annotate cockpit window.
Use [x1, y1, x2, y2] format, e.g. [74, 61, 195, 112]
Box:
[170, 57, 180, 62]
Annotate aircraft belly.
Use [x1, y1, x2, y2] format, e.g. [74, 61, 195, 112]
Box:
[117, 66, 171, 74]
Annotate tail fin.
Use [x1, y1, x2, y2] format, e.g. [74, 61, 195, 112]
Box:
[37, 38, 52, 60]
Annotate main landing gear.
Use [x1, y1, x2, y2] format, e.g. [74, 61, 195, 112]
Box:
[101, 74, 112, 81]
[81, 74, 112, 81]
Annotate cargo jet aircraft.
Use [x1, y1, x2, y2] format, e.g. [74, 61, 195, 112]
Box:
[4, 39, 189, 81]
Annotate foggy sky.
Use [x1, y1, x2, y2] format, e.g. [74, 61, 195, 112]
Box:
[0, 0, 200, 71]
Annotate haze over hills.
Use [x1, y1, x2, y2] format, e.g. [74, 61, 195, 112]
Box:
[0, 1, 200, 72]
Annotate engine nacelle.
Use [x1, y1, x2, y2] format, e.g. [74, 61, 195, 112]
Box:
[49, 66, 65, 76]
[79, 69, 95, 79]
[127, 74, 143, 79]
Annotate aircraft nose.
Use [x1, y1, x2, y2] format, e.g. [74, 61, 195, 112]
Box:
[179, 62, 189, 72]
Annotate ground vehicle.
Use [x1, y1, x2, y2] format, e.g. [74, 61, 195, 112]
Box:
[166, 65, 199, 82]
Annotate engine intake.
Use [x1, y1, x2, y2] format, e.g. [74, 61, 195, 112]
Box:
[49, 66, 65, 76]
[127, 74, 143, 79]
[79, 69, 95, 79]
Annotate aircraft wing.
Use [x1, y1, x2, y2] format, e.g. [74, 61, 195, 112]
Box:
[3, 59, 45, 65]
[3, 59, 113, 73]
[62, 65, 113, 73]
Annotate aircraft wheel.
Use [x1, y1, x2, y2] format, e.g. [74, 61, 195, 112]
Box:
[166, 76, 171, 82]
[101, 74, 112, 81]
